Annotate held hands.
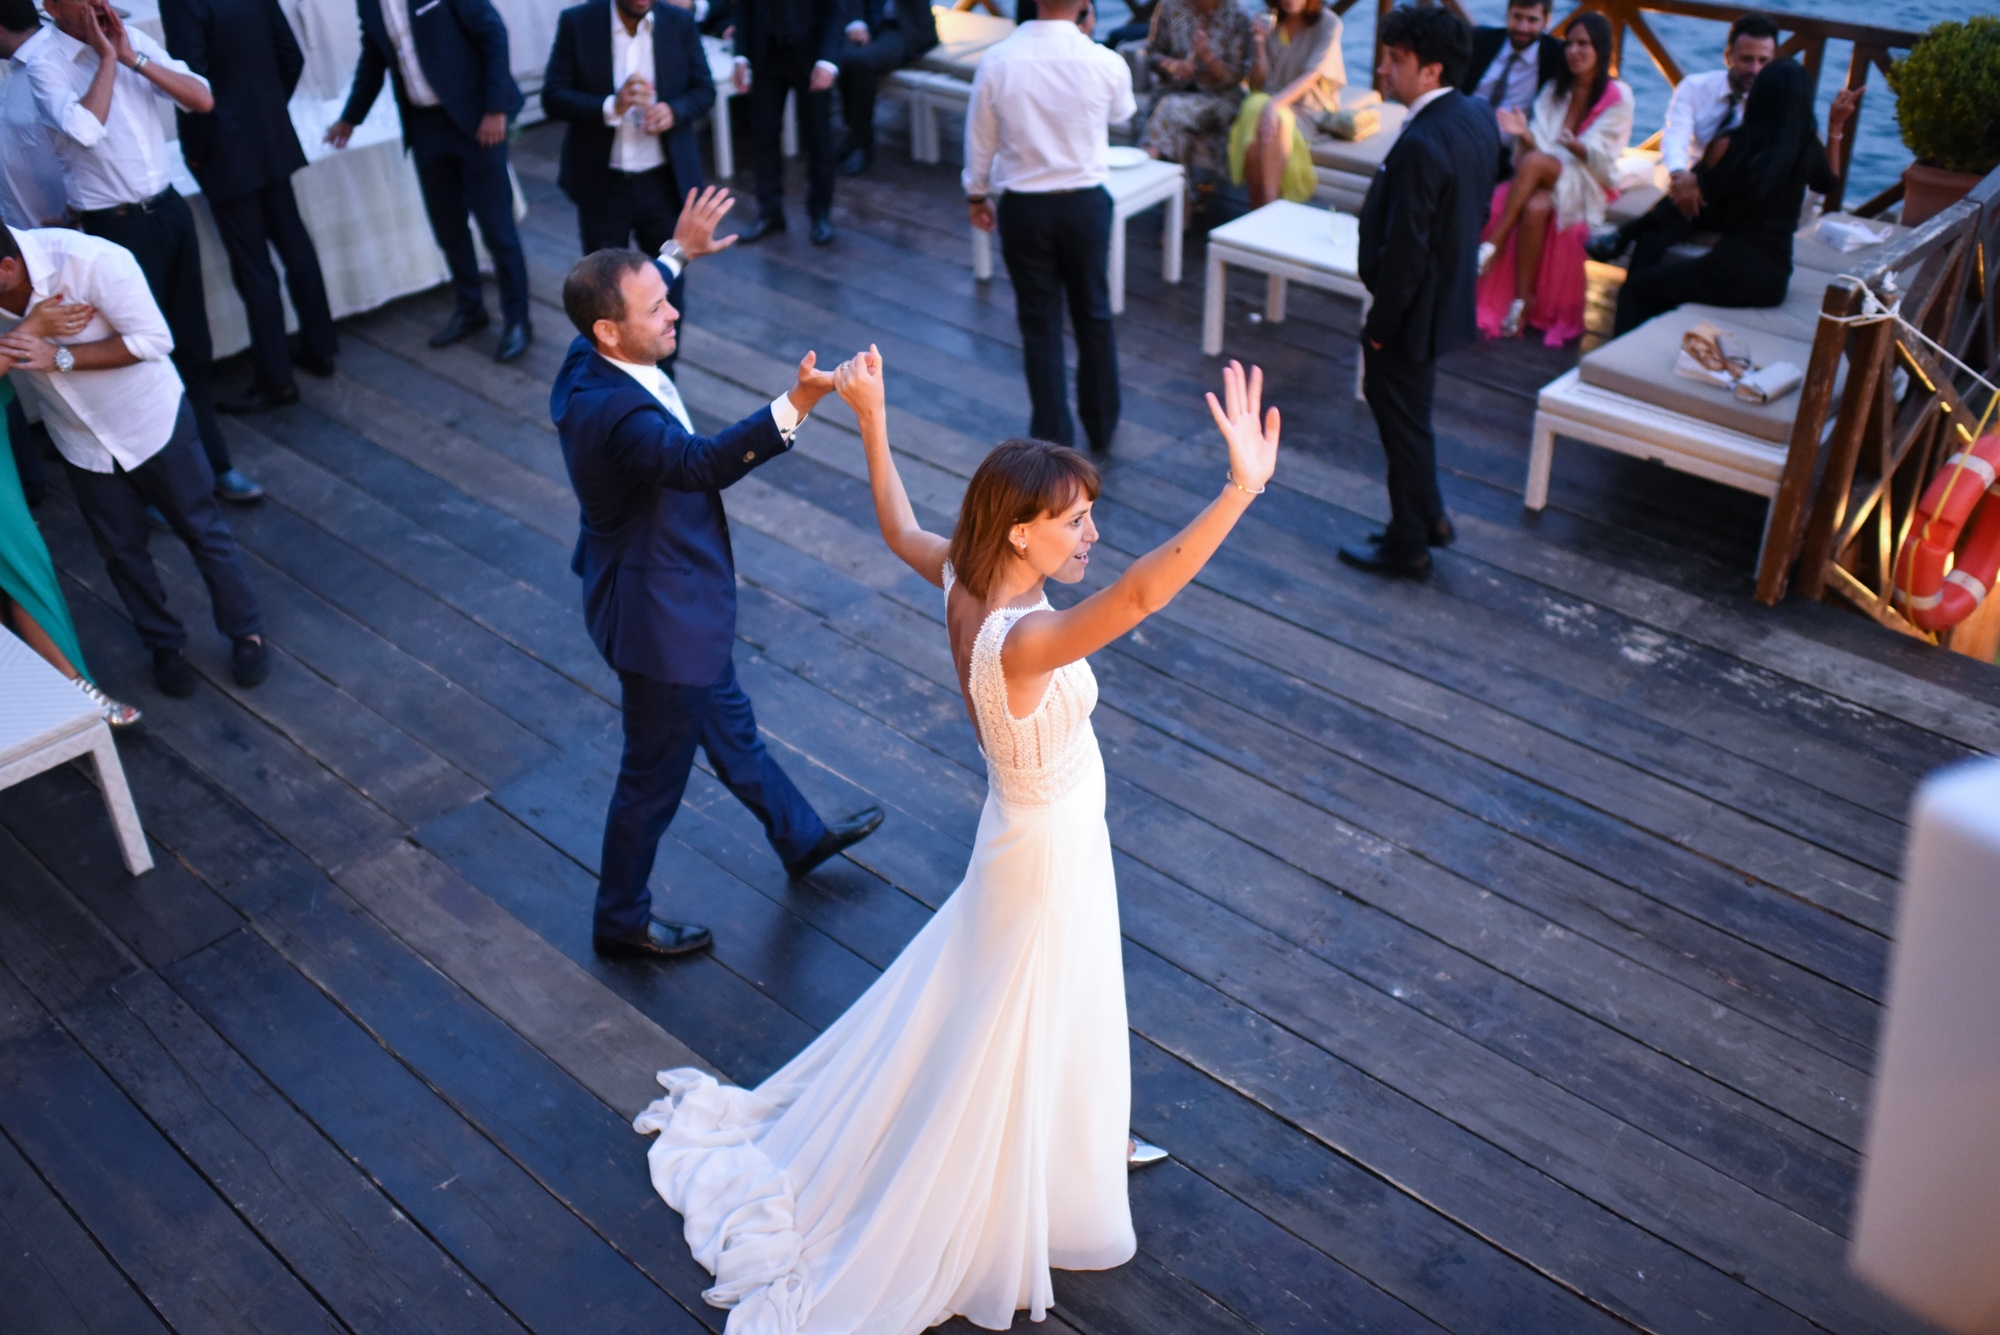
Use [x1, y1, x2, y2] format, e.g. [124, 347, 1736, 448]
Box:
[673, 185, 739, 258]
[1205, 361, 1279, 495]
[834, 344, 886, 422]
[20, 296, 94, 341]
[787, 350, 838, 417]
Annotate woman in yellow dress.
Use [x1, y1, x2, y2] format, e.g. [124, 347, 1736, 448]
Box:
[1228, 0, 1345, 207]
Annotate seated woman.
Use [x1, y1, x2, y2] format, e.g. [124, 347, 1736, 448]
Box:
[1614, 61, 1858, 335]
[1475, 11, 1630, 344]
[1228, 0, 1345, 208]
[1140, 0, 1255, 187]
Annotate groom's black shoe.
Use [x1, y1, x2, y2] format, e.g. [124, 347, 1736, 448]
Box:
[593, 920, 713, 959]
[1338, 542, 1432, 578]
[1367, 516, 1455, 548]
[785, 806, 885, 879]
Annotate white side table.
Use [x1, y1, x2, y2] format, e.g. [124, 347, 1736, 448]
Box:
[0, 628, 151, 876]
[971, 158, 1185, 315]
[705, 37, 796, 182]
[1202, 199, 1365, 356]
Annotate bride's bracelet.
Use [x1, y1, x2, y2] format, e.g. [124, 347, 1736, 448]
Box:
[1227, 471, 1266, 497]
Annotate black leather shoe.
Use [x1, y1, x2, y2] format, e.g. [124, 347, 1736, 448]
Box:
[593, 920, 713, 959]
[1367, 517, 1454, 548]
[739, 214, 786, 244]
[494, 322, 532, 363]
[810, 216, 835, 246]
[217, 384, 298, 414]
[214, 469, 264, 503]
[291, 349, 337, 378]
[231, 635, 269, 687]
[152, 647, 196, 698]
[429, 309, 491, 347]
[1338, 542, 1432, 578]
[1583, 226, 1628, 264]
[785, 806, 885, 879]
[838, 146, 871, 176]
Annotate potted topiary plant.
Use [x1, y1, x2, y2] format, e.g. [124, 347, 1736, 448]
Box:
[1888, 16, 2000, 225]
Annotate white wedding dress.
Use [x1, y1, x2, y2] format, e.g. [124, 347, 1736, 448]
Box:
[634, 569, 1136, 1333]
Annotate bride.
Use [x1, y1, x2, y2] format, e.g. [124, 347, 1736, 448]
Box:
[634, 350, 1282, 1334]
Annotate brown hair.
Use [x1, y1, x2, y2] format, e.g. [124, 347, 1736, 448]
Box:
[1263, 0, 1325, 19]
[949, 440, 1101, 600]
[562, 248, 652, 341]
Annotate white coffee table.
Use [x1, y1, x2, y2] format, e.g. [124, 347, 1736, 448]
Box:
[971, 158, 1185, 314]
[1202, 199, 1365, 356]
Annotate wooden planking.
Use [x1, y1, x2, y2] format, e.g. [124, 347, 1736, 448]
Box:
[0, 1123, 170, 1335]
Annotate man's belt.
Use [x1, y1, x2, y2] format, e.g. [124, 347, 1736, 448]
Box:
[78, 187, 178, 222]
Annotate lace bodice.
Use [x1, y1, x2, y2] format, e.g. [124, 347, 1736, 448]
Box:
[946, 564, 1099, 807]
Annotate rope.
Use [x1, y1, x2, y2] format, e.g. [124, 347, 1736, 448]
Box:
[1815, 277, 2000, 404]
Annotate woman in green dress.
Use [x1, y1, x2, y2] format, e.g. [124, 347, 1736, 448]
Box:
[1228, 0, 1346, 207]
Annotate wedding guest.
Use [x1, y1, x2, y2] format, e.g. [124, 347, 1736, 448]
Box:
[0, 225, 267, 697]
[325, 0, 533, 363]
[1343, 4, 1494, 580]
[1140, 0, 1253, 187]
[1097, 0, 1157, 49]
[1458, 0, 1561, 180]
[731, 0, 845, 245]
[16, 0, 265, 503]
[550, 193, 882, 960]
[0, 1, 69, 229]
[1228, 0, 1344, 209]
[1474, 11, 1629, 344]
[964, 0, 1134, 454]
[1586, 13, 1779, 267]
[161, 0, 341, 412]
[1614, 62, 1857, 335]
[832, 0, 938, 176]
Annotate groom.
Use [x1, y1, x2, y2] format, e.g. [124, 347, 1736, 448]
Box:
[553, 188, 883, 960]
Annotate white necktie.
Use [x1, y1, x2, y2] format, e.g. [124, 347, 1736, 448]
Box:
[650, 368, 694, 433]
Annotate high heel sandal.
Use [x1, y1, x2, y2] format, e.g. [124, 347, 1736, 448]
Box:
[1499, 298, 1527, 340]
[1128, 1135, 1170, 1170]
[73, 675, 141, 728]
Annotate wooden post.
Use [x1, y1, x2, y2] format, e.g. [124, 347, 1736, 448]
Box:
[1796, 316, 1895, 602]
[1755, 279, 1862, 604]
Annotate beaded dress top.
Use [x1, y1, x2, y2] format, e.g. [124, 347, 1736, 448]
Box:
[946, 563, 1100, 808]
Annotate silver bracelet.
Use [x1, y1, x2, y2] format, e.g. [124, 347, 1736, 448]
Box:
[1227, 471, 1265, 496]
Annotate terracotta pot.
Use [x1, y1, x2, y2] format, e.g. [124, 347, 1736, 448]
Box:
[1902, 163, 1983, 226]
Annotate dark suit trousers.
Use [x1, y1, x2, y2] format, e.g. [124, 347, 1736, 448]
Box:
[210, 180, 339, 394]
[997, 187, 1119, 452]
[596, 660, 826, 936]
[835, 29, 905, 154]
[1621, 195, 1700, 274]
[1362, 345, 1445, 560]
[584, 169, 688, 374]
[63, 398, 263, 651]
[82, 191, 231, 475]
[750, 40, 835, 222]
[404, 107, 530, 327]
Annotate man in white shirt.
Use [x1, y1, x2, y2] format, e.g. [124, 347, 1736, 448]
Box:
[963, 0, 1135, 454]
[16, 0, 262, 505]
[0, 225, 267, 698]
[1585, 12, 1779, 266]
[0, 4, 68, 229]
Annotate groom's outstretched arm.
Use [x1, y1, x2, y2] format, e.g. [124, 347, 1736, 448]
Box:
[605, 350, 841, 493]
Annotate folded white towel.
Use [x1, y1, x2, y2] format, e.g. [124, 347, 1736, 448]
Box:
[1735, 361, 1806, 404]
[1815, 215, 1894, 253]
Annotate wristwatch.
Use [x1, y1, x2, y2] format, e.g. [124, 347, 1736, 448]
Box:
[658, 240, 687, 267]
[53, 345, 74, 373]
[130, 52, 150, 72]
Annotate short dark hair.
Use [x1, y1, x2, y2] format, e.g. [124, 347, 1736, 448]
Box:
[1379, 5, 1474, 87]
[1264, 0, 1325, 17]
[0, 224, 20, 267]
[1729, 13, 1781, 46]
[562, 248, 652, 340]
[1505, 0, 1552, 15]
[0, 0, 40, 34]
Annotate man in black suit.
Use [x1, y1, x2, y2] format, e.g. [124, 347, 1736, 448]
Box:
[325, 0, 533, 363]
[1342, 4, 1497, 579]
[730, 0, 845, 245]
[1458, 0, 1560, 181]
[161, 0, 339, 412]
[831, 0, 936, 176]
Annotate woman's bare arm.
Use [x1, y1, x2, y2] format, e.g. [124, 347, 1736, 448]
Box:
[836, 346, 951, 586]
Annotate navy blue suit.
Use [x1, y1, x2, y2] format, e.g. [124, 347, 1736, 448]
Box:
[552, 335, 825, 935]
[341, 0, 530, 326]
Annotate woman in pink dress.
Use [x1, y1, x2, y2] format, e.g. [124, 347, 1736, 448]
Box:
[1474, 11, 1631, 345]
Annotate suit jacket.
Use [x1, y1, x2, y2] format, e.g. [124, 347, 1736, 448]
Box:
[1459, 27, 1563, 102]
[1358, 90, 1499, 363]
[552, 335, 791, 684]
[543, 0, 713, 205]
[846, 0, 937, 59]
[340, 0, 525, 143]
[735, 0, 847, 68]
[159, 0, 307, 201]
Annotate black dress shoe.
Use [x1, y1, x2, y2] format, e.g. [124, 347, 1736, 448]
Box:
[593, 920, 714, 959]
[216, 384, 298, 414]
[739, 214, 786, 244]
[1583, 225, 1628, 264]
[213, 469, 265, 504]
[291, 349, 337, 378]
[810, 216, 835, 246]
[494, 321, 532, 363]
[785, 806, 885, 879]
[429, 309, 491, 347]
[838, 146, 871, 177]
[231, 635, 269, 687]
[152, 647, 196, 698]
[1337, 542, 1432, 578]
[1366, 517, 1455, 548]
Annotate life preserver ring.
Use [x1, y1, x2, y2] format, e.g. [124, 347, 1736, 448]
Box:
[1892, 433, 2000, 633]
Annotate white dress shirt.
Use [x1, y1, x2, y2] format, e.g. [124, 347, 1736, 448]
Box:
[1472, 39, 1540, 113]
[380, 0, 443, 108]
[0, 226, 183, 473]
[603, 345, 806, 443]
[603, 9, 666, 173]
[1405, 85, 1451, 118]
[16, 24, 209, 211]
[0, 61, 69, 227]
[962, 20, 1136, 198]
[1659, 68, 1746, 175]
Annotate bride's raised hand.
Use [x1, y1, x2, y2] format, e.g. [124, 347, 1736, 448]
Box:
[836, 343, 886, 422]
[1205, 360, 1279, 494]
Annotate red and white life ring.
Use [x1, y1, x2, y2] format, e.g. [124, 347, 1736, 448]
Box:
[1892, 432, 2000, 633]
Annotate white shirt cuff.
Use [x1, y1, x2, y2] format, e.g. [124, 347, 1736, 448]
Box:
[769, 392, 803, 438]
[694, 0, 709, 19]
[813, 59, 838, 77]
[656, 246, 684, 279]
[120, 332, 172, 362]
[603, 92, 621, 126]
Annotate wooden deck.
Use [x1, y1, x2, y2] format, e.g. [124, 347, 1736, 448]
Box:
[4, 116, 1995, 1335]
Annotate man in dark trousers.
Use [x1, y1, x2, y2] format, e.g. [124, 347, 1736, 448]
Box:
[1343, 4, 1496, 580]
[161, 0, 340, 412]
[1457, 0, 1561, 181]
[731, 0, 845, 245]
[325, 0, 533, 363]
[831, 0, 937, 176]
[550, 196, 883, 959]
